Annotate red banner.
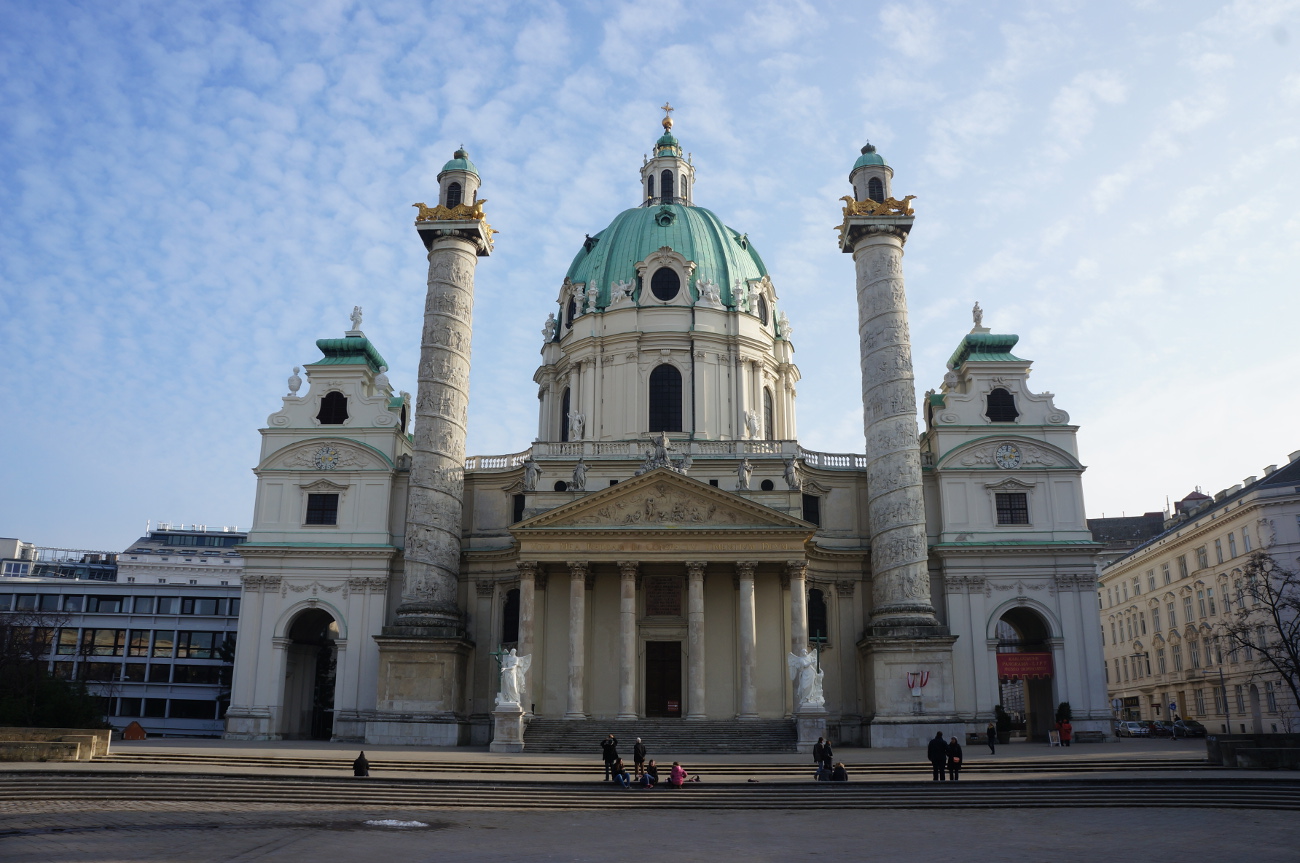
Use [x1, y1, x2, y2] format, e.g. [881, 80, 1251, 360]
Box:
[997, 652, 1053, 681]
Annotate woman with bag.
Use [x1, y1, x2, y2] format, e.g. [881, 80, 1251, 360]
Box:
[946, 736, 963, 781]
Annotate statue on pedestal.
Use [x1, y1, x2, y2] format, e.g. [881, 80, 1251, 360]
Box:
[788, 648, 825, 709]
[571, 457, 588, 492]
[496, 648, 532, 707]
[784, 456, 802, 491]
[737, 458, 753, 490]
[522, 458, 541, 492]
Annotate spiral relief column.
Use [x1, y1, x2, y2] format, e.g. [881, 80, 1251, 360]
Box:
[372, 149, 495, 745]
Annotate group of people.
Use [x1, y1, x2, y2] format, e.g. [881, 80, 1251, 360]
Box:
[601, 734, 698, 789]
[927, 732, 965, 780]
[811, 737, 849, 781]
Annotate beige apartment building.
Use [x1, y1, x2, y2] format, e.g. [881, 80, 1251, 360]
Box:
[1099, 452, 1300, 733]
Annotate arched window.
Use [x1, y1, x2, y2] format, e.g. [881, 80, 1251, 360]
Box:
[566, 297, 577, 328]
[660, 169, 675, 200]
[648, 364, 683, 432]
[399, 404, 407, 433]
[756, 295, 769, 325]
[650, 267, 680, 301]
[646, 175, 654, 200]
[763, 387, 774, 441]
[807, 588, 828, 643]
[316, 391, 349, 425]
[867, 177, 884, 203]
[680, 172, 687, 201]
[560, 388, 571, 442]
[446, 182, 463, 208]
[986, 387, 1019, 423]
[502, 588, 520, 644]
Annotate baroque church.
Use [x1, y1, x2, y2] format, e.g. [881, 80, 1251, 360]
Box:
[225, 110, 1110, 749]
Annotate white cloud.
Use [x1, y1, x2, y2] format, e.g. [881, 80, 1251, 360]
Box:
[879, 3, 940, 63]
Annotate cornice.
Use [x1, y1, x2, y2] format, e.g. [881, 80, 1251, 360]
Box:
[933, 541, 1100, 557]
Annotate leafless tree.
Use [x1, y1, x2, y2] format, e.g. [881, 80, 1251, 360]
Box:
[1218, 551, 1300, 726]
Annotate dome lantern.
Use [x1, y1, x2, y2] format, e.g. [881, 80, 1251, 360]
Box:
[437, 145, 481, 209]
[849, 142, 894, 203]
[640, 103, 694, 206]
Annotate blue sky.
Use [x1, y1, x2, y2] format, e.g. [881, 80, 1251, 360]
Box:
[2, 0, 1298, 550]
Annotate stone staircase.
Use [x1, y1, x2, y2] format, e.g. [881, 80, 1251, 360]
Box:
[521, 718, 798, 754]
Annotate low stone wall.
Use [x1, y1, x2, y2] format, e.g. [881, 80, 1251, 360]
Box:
[1234, 748, 1300, 770]
[1207, 734, 1300, 766]
[0, 741, 84, 762]
[0, 727, 112, 758]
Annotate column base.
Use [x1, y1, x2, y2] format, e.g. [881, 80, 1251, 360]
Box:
[563, 712, 588, 720]
[685, 714, 709, 721]
[858, 628, 959, 748]
[374, 634, 473, 718]
[617, 713, 638, 720]
[736, 713, 760, 721]
[490, 703, 526, 753]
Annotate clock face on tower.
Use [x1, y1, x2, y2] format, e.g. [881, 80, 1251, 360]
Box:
[994, 443, 1022, 469]
[312, 445, 342, 470]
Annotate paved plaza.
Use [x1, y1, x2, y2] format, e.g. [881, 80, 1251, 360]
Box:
[1, 800, 1297, 862]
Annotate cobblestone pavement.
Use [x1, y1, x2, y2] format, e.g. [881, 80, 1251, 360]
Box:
[1, 801, 1296, 862]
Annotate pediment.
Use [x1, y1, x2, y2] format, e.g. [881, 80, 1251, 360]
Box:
[261, 438, 389, 471]
[513, 468, 813, 532]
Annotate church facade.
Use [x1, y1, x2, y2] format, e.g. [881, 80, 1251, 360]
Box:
[225, 114, 1111, 748]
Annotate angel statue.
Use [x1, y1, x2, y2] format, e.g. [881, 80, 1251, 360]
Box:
[784, 456, 802, 491]
[609, 279, 636, 308]
[787, 648, 825, 709]
[496, 648, 532, 707]
[567, 410, 585, 440]
[571, 457, 588, 492]
[542, 313, 557, 342]
[350, 305, 363, 331]
[522, 458, 542, 492]
[972, 301, 983, 328]
[744, 410, 762, 440]
[736, 457, 753, 491]
[777, 311, 794, 340]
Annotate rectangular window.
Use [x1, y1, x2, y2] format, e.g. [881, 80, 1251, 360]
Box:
[128, 630, 151, 657]
[305, 493, 339, 525]
[1196, 547, 1208, 570]
[1235, 684, 1245, 713]
[86, 596, 123, 613]
[1257, 626, 1268, 649]
[1147, 570, 1157, 591]
[511, 493, 525, 524]
[176, 631, 219, 659]
[1207, 588, 1217, 616]
[116, 697, 143, 717]
[1157, 648, 1166, 674]
[1214, 636, 1223, 664]
[1243, 528, 1252, 552]
[82, 629, 127, 657]
[229, 598, 240, 617]
[1214, 686, 1225, 714]
[1229, 640, 1240, 663]
[148, 663, 172, 683]
[1173, 644, 1183, 671]
[1178, 556, 1189, 578]
[1190, 640, 1201, 668]
[1107, 588, 1114, 607]
[1162, 564, 1171, 585]
[1104, 662, 1109, 683]
[1140, 612, 1147, 635]
[1168, 601, 1177, 627]
[2, 562, 30, 576]
[1113, 658, 1120, 682]
[1132, 578, 1141, 596]
[56, 628, 79, 656]
[1214, 540, 1223, 564]
[123, 663, 146, 682]
[1123, 583, 1130, 601]
[39, 594, 59, 612]
[181, 598, 220, 616]
[995, 493, 1030, 525]
[1194, 688, 1206, 716]
[1122, 656, 1130, 681]
[1228, 533, 1237, 557]
[168, 699, 218, 720]
[1152, 607, 1160, 631]
[1197, 591, 1207, 619]
[82, 661, 121, 681]
[1111, 622, 1118, 644]
[144, 698, 168, 718]
[1244, 633, 1254, 661]
[801, 494, 821, 526]
[1266, 682, 1278, 712]
[131, 596, 156, 614]
[1183, 596, 1194, 623]
[172, 664, 222, 685]
[152, 631, 175, 658]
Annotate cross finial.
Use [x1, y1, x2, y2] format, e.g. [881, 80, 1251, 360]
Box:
[661, 102, 674, 131]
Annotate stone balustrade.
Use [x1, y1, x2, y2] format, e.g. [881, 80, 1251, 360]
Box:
[463, 441, 871, 471]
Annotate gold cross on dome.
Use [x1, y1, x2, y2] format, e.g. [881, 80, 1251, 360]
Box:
[661, 102, 674, 116]
[660, 102, 674, 131]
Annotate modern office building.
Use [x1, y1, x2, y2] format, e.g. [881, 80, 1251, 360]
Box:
[0, 525, 246, 737]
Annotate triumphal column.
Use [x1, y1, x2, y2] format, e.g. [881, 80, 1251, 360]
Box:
[838, 143, 956, 746]
[370, 148, 496, 745]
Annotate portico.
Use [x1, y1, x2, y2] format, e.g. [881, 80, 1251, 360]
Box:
[508, 469, 815, 721]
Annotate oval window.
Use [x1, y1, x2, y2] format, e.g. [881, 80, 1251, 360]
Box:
[650, 268, 680, 301]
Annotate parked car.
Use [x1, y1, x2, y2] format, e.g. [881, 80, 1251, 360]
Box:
[1148, 720, 1175, 737]
[1140, 720, 1168, 737]
[1174, 719, 1208, 738]
[1115, 721, 1149, 737]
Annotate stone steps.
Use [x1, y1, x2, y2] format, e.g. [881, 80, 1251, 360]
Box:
[3, 773, 1298, 810]
[522, 718, 798, 753]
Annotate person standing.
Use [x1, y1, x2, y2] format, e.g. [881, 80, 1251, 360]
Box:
[947, 736, 963, 781]
[601, 734, 619, 781]
[633, 737, 647, 778]
[986, 722, 997, 755]
[821, 739, 835, 773]
[927, 731, 948, 781]
[1059, 719, 1073, 748]
[813, 737, 825, 768]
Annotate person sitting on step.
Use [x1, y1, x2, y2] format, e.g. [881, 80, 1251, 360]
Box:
[668, 761, 691, 787]
[640, 759, 659, 788]
[831, 762, 848, 782]
[610, 757, 631, 789]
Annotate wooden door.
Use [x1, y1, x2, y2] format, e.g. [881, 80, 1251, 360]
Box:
[644, 641, 681, 717]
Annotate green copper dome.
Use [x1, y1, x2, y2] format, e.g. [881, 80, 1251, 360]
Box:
[439, 147, 478, 177]
[851, 143, 888, 172]
[655, 132, 680, 156]
[564, 204, 768, 308]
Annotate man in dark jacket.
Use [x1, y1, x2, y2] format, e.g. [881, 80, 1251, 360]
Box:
[927, 731, 948, 781]
[986, 722, 997, 755]
[601, 734, 619, 781]
[812, 737, 825, 767]
[821, 740, 834, 772]
[633, 738, 647, 778]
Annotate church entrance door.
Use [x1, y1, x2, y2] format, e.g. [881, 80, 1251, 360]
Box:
[644, 641, 682, 717]
[282, 608, 339, 740]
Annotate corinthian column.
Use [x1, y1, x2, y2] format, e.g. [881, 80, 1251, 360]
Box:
[786, 559, 809, 654]
[617, 561, 639, 719]
[840, 204, 936, 629]
[735, 561, 758, 719]
[685, 561, 707, 720]
[518, 561, 538, 709]
[565, 561, 588, 719]
[398, 228, 489, 632]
